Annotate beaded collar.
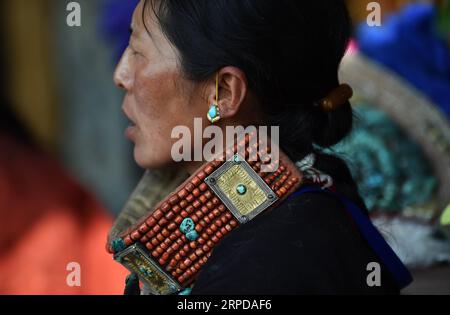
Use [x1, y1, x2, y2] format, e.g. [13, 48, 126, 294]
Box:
[107, 133, 303, 295]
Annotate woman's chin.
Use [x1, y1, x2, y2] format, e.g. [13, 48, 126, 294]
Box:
[133, 146, 173, 170]
[133, 147, 151, 169]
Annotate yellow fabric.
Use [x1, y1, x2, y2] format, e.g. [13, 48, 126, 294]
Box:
[2, 0, 58, 151]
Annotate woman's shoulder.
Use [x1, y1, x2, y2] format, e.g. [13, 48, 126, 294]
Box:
[233, 189, 372, 265]
[192, 188, 399, 294]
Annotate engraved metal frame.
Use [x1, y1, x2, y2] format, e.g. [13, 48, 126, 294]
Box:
[114, 243, 181, 295]
[205, 154, 279, 224]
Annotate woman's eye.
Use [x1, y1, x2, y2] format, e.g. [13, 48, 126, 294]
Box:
[128, 45, 140, 57]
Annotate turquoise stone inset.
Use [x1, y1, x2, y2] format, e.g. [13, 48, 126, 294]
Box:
[180, 218, 195, 234]
[180, 218, 198, 241]
[179, 288, 192, 295]
[208, 105, 218, 119]
[112, 238, 127, 253]
[207, 104, 220, 123]
[139, 266, 153, 278]
[236, 184, 247, 195]
[186, 230, 199, 241]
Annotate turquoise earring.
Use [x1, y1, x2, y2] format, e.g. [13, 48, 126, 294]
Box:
[207, 104, 220, 124]
[207, 73, 221, 124]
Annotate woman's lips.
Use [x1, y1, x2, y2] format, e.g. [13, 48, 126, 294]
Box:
[125, 124, 137, 140]
[122, 107, 138, 140]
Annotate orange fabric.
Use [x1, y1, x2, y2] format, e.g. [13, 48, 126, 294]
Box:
[0, 134, 127, 294]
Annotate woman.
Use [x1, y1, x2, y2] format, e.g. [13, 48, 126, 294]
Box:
[110, 0, 411, 294]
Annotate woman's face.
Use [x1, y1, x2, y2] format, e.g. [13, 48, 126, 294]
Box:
[114, 0, 208, 169]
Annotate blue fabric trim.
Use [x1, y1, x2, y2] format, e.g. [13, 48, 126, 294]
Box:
[289, 186, 413, 290]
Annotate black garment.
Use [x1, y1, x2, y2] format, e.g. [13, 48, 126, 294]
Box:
[191, 157, 400, 295]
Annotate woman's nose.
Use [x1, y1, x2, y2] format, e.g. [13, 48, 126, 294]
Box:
[114, 50, 132, 91]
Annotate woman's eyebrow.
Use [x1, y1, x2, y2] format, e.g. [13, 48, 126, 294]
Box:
[129, 20, 139, 37]
[129, 26, 141, 40]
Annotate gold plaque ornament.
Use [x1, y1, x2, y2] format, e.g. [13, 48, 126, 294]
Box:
[217, 165, 267, 216]
[206, 155, 279, 223]
[115, 243, 181, 295]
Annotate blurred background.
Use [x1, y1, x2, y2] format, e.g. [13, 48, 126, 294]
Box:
[0, 0, 449, 294]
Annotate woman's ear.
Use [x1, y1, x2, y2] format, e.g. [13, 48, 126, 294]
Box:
[208, 67, 248, 120]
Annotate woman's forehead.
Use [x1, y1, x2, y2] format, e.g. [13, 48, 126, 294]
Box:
[130, 1, 180, 62]
[131, 1, 161, 40]
[131, 1, 145, 34]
